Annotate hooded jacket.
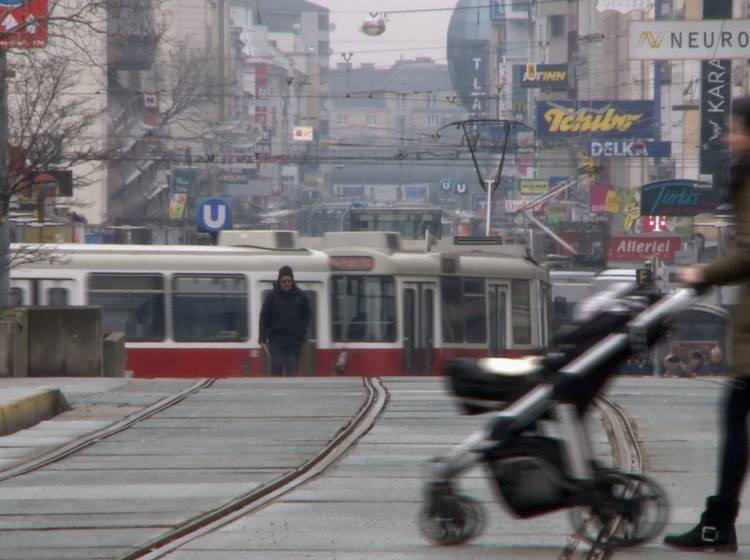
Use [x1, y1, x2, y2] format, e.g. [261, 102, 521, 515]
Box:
[258, 280, 311, 350]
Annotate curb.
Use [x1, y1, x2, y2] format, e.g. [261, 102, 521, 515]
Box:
[0, 388, 69, 436]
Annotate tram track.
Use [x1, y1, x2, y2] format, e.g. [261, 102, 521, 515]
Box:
[559, 395, 646, 560]
[0, 378, 215, 483]
[121, 376, 388, 560]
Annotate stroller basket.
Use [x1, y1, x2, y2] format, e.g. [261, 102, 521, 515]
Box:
[445, 358, 543, 415]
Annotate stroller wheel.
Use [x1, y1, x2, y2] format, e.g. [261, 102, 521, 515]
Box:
[569, 472, 669, 549]
[418, 492, 486, 546]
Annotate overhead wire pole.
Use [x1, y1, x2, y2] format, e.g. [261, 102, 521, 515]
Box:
[0, 48, 9, 307]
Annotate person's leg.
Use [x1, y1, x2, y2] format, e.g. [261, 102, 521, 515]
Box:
[718, 377, 750, 501]
[269, 345, 284, 377]
[282, 348, 300, 377]
[664, 378, 750, 551]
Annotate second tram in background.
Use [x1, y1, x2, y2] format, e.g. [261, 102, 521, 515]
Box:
[10, 231, 550, 378]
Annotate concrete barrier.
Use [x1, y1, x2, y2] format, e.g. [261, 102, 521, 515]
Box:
[27, 307, 102, 377]
[0, 312, 28, 378]
[0, 387, 69, 436]
[103, 332, 126, 377]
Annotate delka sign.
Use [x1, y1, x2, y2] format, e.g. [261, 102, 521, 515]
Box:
[0, 0, 47, 48]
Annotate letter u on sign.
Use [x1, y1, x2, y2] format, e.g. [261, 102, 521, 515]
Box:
[203, 205, 226, 229]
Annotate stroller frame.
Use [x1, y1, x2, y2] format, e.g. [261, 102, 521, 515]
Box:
[421, 287, 697, 548]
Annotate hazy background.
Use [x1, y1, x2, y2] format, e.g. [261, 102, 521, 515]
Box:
[311, 1, 454, 68]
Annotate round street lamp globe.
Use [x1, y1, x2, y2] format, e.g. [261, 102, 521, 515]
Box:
[361, 16, 386, 36]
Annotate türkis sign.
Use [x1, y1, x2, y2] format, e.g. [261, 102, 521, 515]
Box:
[640, 179, 716, 216]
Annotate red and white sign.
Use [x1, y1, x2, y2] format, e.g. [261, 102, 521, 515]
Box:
[608, 235, 681, 263]
[642, 215, 668, 233]
[0, 0, 48, 48]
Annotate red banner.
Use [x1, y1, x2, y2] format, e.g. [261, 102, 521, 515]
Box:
[608, 235, 681, 263]
[0, 0, 48, 48]
[589, 183, 611, 214]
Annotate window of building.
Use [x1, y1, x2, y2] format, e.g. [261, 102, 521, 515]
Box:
[428, 113, 439, 126]
[511, 279, 532, 345]
[396, 94, 406, 110]
[366, 114, 377, 126]
[88, 274, 165, 341]
[337, 113, 348, 126]
[172, 275, 248, 342]
[549, 15, 566, 38]
[331, 275, 396, 342]
[318, 13, 329, 31]
[441, 277, 486, 343]
[318, 40, 330, 54]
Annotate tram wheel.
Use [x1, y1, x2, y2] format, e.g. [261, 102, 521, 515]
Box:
[418, 492, 486, 546]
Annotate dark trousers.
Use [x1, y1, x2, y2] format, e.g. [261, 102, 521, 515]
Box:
[269, 345, 300, 377]
[718, 377, 750, 501]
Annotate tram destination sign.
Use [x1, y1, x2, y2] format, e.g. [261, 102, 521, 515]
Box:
[629, 19, 750, 60]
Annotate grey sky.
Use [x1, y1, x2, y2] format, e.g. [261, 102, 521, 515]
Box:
[312, 1, 454, 69]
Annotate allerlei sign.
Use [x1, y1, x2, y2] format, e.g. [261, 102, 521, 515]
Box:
[629, 20, 750, 60]
[536, 101, 654, 139]
[608, 235, 681, 263]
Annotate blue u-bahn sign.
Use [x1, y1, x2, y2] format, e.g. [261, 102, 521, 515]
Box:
[197, 197, 232, 232]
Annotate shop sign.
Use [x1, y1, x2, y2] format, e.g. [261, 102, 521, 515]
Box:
[516, 63, 569, 90]
[536, 100, 655, 139]
[629, 19, 750, 60]
[640, 179, 716, 216]
[519, 179, 548, 195]
[608, 235, 681, 263]
[588, 140, 671, 158]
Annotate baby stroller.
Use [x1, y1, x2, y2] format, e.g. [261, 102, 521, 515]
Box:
[419, 284, 699, 549]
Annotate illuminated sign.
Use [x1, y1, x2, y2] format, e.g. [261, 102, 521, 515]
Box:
[629, 20, 750, 60]
[536, 101, 654, 139]
[516, 64, 569, 90]
[640, 180, 716, 216]
[329, 256, 375, 271]
[588, 140, 671, 157]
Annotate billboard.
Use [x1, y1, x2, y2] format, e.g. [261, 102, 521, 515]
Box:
[536, 101, 655, 139]
[588, 140, 671, 158]
[0, 0, 48, 48]
[629, 20, 750, 60]
[516, 64, 569, 90]
[519, 180, 549, 195]
[640, 180, 716, 216]
[700, 59, 731, 180]
[608, 235, 681, 263]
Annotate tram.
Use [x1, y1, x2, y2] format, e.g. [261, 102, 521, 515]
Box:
[9, 230, 550, 378]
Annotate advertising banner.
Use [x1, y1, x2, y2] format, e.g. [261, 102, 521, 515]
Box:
[169, 193, 187, 219]
[589, 184, 611, 214]
[519, 179, 549, 195]
[0, 0, 48, 48]
[608, 235, 681, 263]
[629, 19, 750, 60]
[536, 101, 655, 139]
[516, 63, 569, 90]
[640, 179, 716, 216]
[588, 140, 671, 158]
[171, 167, 197, 194]
[700, 59, 731, 176]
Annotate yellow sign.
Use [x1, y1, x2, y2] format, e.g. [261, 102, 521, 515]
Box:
[604, 190, 620, 214]
[637, 31, 665, 49]
[169, 192, 187, 219]
[544, 107, 645, 135]
[519, 180, 549, 195]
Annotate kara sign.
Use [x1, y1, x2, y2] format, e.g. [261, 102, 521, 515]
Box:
[597, 0, 647, 13]
[516, 63, 569, 90]
[608, 235, 681, 263]
[640, 180, 715, 216]
[588, 140, 671, 158]
[536, 101, 654, 139]
[629, 20, 750, 60]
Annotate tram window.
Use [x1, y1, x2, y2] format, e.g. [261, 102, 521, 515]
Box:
[47, 287, 69, 306]
[331, 275, 396, 342]
[441, 277, 486, 343]
[511, 279, 532, 345]
[172, 275, 248, 342]
[10, 287, 24, 306]
[88, 274, 165, 341]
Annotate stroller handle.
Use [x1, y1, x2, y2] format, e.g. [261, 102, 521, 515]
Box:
[628, 287, 701, 330]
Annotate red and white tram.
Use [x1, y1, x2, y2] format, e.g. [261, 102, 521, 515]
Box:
[10, 231, 550, 378]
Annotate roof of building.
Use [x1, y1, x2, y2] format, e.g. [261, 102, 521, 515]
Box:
[258, 0, 328, 32]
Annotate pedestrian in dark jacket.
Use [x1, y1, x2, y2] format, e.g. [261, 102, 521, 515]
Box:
[663, 97, 750, 552]
[259, 265, 311, 376]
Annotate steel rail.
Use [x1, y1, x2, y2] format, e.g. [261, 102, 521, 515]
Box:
[0, 378, 215, 482]
[124, 376, 388, 560]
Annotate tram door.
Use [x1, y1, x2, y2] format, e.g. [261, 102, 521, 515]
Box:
[260, 281, 320, 376]
[488, 284, 508, 356]
[402, 282, 435, 373]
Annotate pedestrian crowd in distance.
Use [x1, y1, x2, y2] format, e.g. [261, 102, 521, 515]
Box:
[620, 347, 729, 377]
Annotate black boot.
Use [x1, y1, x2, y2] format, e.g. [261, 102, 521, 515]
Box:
[663, 496, 739, 552]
